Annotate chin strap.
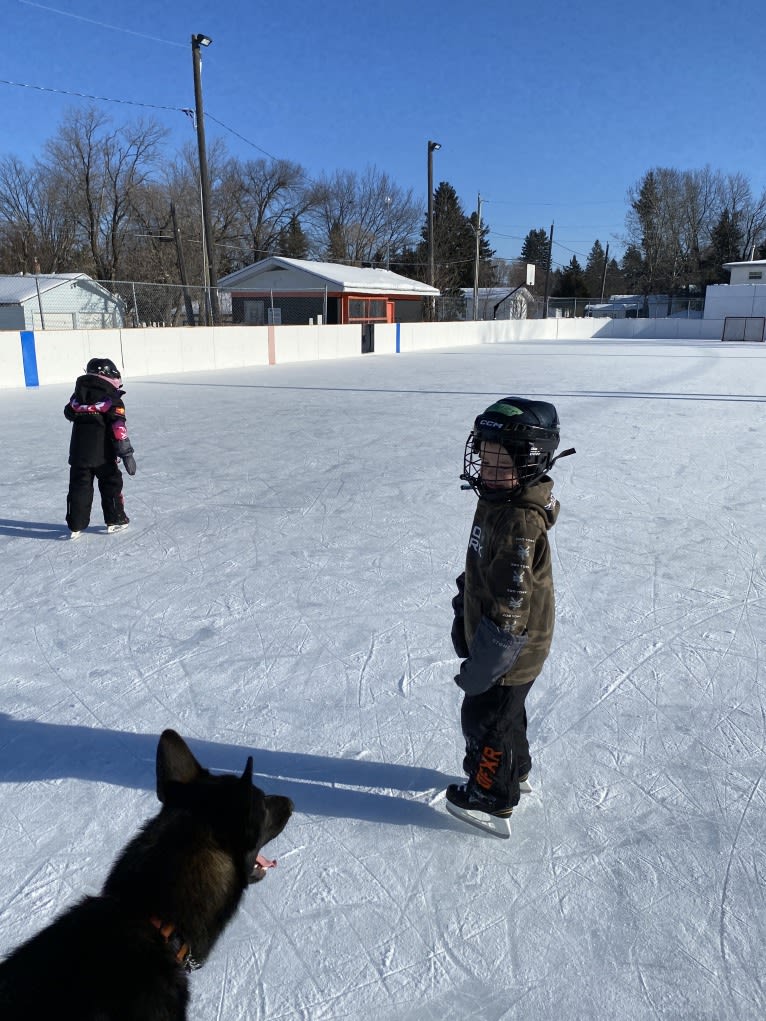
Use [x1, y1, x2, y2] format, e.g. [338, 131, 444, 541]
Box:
[550, 446, 576, 468]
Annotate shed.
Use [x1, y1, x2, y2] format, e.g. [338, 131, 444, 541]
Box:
[703, 260, 766, 329]
[461, 286, 535, 321]
[721, 259, 766, 285]
[0, 274, 125, 331]
[218, 257, 439, 326]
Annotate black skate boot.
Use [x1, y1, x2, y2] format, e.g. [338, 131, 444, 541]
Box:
[104, 496, 130, 533]
[445, 783, 512, 838]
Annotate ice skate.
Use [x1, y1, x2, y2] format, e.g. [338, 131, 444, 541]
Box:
[445, 783, 512, 839]
[69, 530, 82, 540]
[106, 508, 130, 534]
[519, 773, 533, 795]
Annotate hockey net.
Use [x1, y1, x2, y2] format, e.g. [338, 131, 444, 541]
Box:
[721, 316, 766, 342]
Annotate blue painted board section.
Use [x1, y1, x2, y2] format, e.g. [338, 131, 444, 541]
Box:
[20, 331, 39, 387]
[396, 322, 400, 354]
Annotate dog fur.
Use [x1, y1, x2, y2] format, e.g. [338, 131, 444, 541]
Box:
[0, 729, 293, 1020]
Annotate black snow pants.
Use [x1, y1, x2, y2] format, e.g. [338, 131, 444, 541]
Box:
[66, 463, 125, 531]
[461, 680, 535, 808]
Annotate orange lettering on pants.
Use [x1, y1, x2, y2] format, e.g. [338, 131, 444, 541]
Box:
[475, 746, 502, 790]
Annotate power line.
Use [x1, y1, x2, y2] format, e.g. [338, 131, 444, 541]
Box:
[0, 77, 284, 163]
[204, 114, 280, 162]
[0, 77, 185, 113]
[17, 1, 185, 47]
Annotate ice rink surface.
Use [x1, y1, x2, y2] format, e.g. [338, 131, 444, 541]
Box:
[1, 336, 765, 1019]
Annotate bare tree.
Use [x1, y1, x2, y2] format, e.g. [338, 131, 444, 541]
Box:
[721, 172, 766, 260]
[0, 156, 79, 273]
[307, 167, 421, 265]
[42, 106, 168, 281]
[223, 156, 314, 267]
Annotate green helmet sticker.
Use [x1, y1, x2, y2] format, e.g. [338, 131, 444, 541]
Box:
[485, 401, 523, 417]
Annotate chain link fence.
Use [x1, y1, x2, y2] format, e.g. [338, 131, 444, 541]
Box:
[18, 277, 708, 329]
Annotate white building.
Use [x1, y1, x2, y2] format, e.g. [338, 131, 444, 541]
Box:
[461, 286, 534, 321]
[703, 260, 766, 339]
[0, 274, 125, 331]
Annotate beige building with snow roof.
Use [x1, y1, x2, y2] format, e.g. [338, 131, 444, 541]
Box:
[219, 257, 439, 327]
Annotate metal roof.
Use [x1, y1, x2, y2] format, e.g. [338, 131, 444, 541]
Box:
[0, 273, 113, 305]
[219, 257, 439, 296]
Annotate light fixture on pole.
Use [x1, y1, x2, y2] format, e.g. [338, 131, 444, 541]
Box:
[191, 32, 220, 324]
[427, 140, 441, 318]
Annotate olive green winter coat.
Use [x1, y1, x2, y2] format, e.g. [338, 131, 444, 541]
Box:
[460, 477, 559, 686]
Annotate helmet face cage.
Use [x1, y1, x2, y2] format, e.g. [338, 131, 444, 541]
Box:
[462, 410, 560, 498]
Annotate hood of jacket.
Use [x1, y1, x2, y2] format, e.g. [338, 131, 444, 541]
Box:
[479, 475, 558, 531]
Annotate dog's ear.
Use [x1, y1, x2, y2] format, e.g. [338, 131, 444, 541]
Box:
[156, 730, 204, 802]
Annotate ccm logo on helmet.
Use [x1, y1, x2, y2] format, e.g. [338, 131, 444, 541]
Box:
[478, 419, 503, 429]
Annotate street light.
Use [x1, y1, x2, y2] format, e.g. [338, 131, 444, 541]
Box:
[427, 140, 441, 319]
[191, 32, 220, 324]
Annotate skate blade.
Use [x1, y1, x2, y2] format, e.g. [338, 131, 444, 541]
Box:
[445, 801, 511, 839]
[106, 523, 129, 534]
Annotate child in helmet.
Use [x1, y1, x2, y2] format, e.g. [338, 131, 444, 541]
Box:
[446, 397, 574, 836]
[64, 357, 136, 538]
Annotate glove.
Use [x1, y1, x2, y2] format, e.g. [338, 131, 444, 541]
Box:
[451, 617, 469, 658]
[450, 573, 469, 657]
[454, 616, 527, 696]
[122, 453, 137, 476]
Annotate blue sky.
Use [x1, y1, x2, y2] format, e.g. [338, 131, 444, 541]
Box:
[3, 0, 764, 267]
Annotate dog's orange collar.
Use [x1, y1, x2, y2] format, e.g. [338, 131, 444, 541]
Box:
[149, 915, 199, 972]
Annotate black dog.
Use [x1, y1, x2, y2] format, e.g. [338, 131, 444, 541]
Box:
[0, 730, 293, 1020]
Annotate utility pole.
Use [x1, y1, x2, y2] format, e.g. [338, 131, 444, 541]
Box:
[542, 222, 554, 319]
[384, 195, 392, 270]
[427, 140, 441, 320]
[191, 33, 220, 324]
[600, 241, 610, 302]
[472, 193, 483, 321]
[170, 202, 196, 326]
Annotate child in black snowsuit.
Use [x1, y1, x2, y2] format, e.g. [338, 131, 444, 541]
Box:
[446, 397, 574, 836]
[64, 357, 136, 538]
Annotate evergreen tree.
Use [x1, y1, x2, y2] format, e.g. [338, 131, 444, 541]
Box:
[276, 213, 309, 258]
[621, 244, 645, 293]
[706, 208, 743, 283]
[584, 240, 607, 298]
[520, 228, 551, 273]
[552, 255, 589, 298]
[412, 181, 495, 293]
[327, 220, 346, 262]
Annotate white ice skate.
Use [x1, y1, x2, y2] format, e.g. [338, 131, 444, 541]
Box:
[69, 530, 82, 540]
[519, 775, 533, 795]
[106, 523, 129, 534]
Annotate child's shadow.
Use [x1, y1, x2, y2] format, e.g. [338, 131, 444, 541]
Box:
[0, 518, 68, 540]
[0, 714, 456, 831]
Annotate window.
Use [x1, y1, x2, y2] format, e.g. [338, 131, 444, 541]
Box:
[346, 297, 389, 322]
[748, 271, 762, 280]
[243, 299, 265, 325]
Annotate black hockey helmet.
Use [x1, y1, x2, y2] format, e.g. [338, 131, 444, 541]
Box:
[86, 357, 122, 382]
[461, 397, 573, 497]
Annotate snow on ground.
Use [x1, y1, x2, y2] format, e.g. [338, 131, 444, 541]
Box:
[1, 337, 765, 1020]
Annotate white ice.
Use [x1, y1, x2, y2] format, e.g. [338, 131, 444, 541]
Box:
[1, 337, 765, 1019]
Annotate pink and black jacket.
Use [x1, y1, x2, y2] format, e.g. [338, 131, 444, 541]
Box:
[64, 373, 133, 468]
